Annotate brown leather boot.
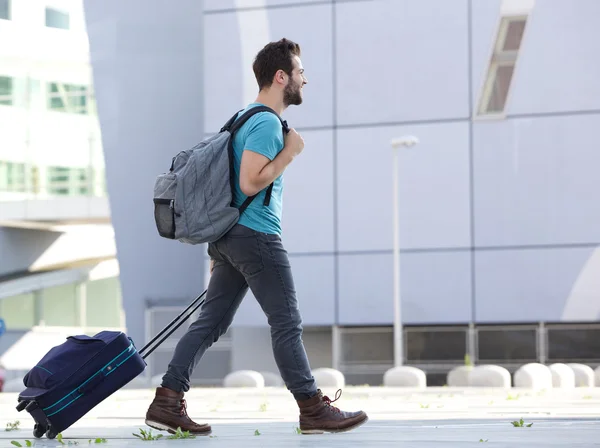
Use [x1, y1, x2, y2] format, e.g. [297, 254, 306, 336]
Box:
[297, 389, 368, 434]
[145, 387, 211, 436]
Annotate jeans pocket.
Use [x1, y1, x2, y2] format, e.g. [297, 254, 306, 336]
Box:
[225, 233, 264, 277]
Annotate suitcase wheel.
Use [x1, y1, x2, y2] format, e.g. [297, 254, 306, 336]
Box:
[46, 427, 58, 440]
[33, 424, 46, 439]
[25, 401, 39, 412]
[16, 400, 28, 412]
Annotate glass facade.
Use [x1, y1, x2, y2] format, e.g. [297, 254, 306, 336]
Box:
[47, 82, 90, 115]
[0, 73, 105, 199]
[0, 293, 35, 330]
[0, 277, 123, 331]
[0, 1, 105, 201]
[0, 2, 117, 342]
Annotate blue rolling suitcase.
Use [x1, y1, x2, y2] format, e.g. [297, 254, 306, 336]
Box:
[15, 290, 207, 440]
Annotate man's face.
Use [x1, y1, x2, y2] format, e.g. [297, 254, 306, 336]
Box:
[283, 56, 307, 107]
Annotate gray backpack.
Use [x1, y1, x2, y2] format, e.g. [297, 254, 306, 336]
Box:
[153, 105, 288, 244]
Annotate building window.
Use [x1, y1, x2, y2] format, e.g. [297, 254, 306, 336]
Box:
[45, 7, 70, 30]
[47, 82, 89, 114]
[0, 161, 27, 192]
[0, 0, 10, 20]
[477, 326, 537, 362]
[477, 16, 528, 117]
[547, 327, 600, 363]
[406, 327, 468, 362]
[47, 166, 90, 196]
[0, 293, 36, 330]
[40, 284, 78, 326]
[342, 329, 393, 364]
[0, 76, 13, 106]
[86, 278, 123, 328]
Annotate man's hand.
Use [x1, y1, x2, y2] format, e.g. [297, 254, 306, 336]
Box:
[239, 128, 304, 197]
[210, 259, 215, 275]
[284, 128, 304, 157]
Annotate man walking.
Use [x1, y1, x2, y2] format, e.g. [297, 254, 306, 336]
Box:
[145, 38, 368, 436]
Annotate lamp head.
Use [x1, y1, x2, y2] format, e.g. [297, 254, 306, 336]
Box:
[390, 136, 419, 148]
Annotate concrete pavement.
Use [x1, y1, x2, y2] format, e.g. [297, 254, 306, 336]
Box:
[2, 386, 600, 447]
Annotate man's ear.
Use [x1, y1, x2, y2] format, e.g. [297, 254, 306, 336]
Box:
[274, 69, 287, 86]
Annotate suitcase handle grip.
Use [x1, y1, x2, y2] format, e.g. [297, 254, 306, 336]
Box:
[138, 289, 207, 360]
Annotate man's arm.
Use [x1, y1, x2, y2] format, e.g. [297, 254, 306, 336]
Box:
[239, 127, 305, 197]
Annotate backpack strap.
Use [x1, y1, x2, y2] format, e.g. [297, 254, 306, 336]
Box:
[227, 105, 288, 134]
[220, 109, 243, 133]
[223, 105, 289, 214]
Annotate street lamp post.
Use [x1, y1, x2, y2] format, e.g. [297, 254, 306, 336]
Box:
[390, 136, 419, 367]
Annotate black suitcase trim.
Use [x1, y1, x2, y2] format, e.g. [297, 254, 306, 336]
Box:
[43, 341, 137, 417]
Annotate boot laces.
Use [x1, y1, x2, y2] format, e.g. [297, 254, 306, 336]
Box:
[179, 398, 188, 417]
[322, 389, 343, 414]
[177, 398, 203, 429]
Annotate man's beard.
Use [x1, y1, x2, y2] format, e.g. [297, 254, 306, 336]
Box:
[283, 82, 302, 106]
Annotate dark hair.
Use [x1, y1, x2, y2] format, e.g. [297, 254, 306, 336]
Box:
[253, 38, 301, 91]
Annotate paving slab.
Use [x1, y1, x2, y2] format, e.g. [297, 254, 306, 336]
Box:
[2, 386, 600, 447]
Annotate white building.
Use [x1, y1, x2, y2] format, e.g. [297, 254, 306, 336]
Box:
[0, 0, 123, 382]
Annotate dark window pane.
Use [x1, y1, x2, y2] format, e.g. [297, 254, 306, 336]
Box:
[547, 328, 600, 361]
[426, 372, 448, 387]
[49, 96, 64, 110]
[0, 76, 11, 94]
[406, 329, 467, 362]
[503, 19, 527, 51]
[64, 84, 86, 93]
[342, 330, 393, 364]
[478, 328, 537, 361]
[46, 7, 70, 30]
[48, 82, 88, 114]
[344, 373, 384, 387]
[0, 161, 26, 192]
[0, 76, 12, 105]
[486, 65, 514, 113]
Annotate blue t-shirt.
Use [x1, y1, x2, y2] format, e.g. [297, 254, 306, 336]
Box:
[231, 103, 285, 235]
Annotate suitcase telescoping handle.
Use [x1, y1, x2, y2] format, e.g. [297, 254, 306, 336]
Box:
[138, 289, 207, 360]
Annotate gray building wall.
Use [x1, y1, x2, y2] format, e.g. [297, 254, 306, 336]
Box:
[83, 0, 600, 383]
[203, 0, 600, 328]
[83, 0, 207, 350]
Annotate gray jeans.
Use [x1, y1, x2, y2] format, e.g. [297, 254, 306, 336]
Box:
[161, 224, 318, 401]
